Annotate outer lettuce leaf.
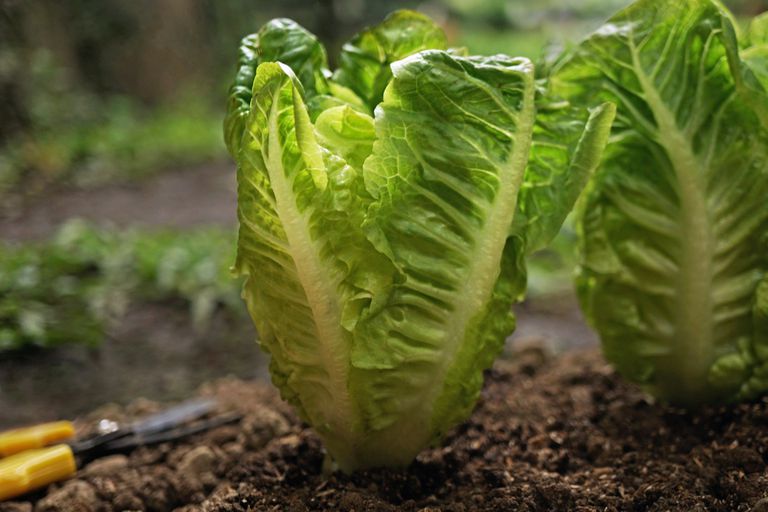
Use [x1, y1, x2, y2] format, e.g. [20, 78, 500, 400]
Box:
[256, 19, 331, 96]
[348, 51, 536, 466]
[223, 33, 260, 157]
[512, 89, 616, 253]
[333, 10, 448, 111]
[554, 0, 768, 405]
[232, 62, 393, 465]
[347, 53, 612, 465]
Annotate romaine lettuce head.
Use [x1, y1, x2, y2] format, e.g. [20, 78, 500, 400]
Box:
[552, 0, 768, 406]
[224, 10, 614, 470]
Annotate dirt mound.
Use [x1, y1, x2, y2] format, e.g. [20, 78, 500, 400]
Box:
[3, 348, 767, 511]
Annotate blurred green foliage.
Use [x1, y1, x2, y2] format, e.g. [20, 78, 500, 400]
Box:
[445, 0, 761, 26]
[0, 50, 224, 197]
[456, 28, 552, 59]
[526, 221, 579, 298]
[444, 0, 630, 27]
[1, 0, 760, 199]
[0, 221, 242, 351]
[451, 0, 763, 57]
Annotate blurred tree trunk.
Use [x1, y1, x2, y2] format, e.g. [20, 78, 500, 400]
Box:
[21, 0, 132, 93]
[315, 0, 339, 66]
[13, 0, 212, 103]
[0, 2, 28, 143]
[0, 0, 425, 142]
[114, 0, 211, 102]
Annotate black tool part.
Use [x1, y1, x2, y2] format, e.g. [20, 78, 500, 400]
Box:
[70, 398, 222, 461]
[100, 412, 243, 453]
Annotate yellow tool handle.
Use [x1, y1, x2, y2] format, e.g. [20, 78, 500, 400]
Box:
[0, 422, 75, 458]
[0, 445, 77, 501]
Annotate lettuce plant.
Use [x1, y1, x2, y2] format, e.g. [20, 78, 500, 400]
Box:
[224, 11, 614, 470]
[553, 0, 768, 406]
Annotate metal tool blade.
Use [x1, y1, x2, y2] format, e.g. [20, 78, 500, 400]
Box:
[131, 398, 218, 436]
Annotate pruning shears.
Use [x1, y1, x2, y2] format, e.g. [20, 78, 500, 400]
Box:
[0, 398, 241, 501]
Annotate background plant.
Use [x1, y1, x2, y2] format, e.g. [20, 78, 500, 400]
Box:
[0, 221, 242, 351]
[554, 0, 768, 405]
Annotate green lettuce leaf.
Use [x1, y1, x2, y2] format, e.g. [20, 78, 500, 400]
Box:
[512, 88, 616, 253]
[313, 105, 375, 170]
[333, 10, 448, 111]
[223, 19, 330, 156]
[232, 61, 394, 467]
[553, 0, 768, 405]
[743, 13, 768, 100]
[350, 51, 537, 465]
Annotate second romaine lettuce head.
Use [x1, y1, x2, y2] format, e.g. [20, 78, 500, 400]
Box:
[224, 10, 614, 470]
[553, 0, 768, 406]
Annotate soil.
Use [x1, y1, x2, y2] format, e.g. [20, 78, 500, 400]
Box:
[509, 295, 597, 353]
[0, 162, 237, 242]
[3, 346, 768, 512]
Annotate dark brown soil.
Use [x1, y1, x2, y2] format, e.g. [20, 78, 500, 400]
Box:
[3, 347, 768, 512]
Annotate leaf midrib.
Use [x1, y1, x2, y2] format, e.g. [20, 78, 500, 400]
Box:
[629, 38, 715, 396]
[266, 84, 357, 435]
[426, 67, 536, 424]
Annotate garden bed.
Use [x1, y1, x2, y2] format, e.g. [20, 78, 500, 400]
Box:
[3, 347, 767, 512]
